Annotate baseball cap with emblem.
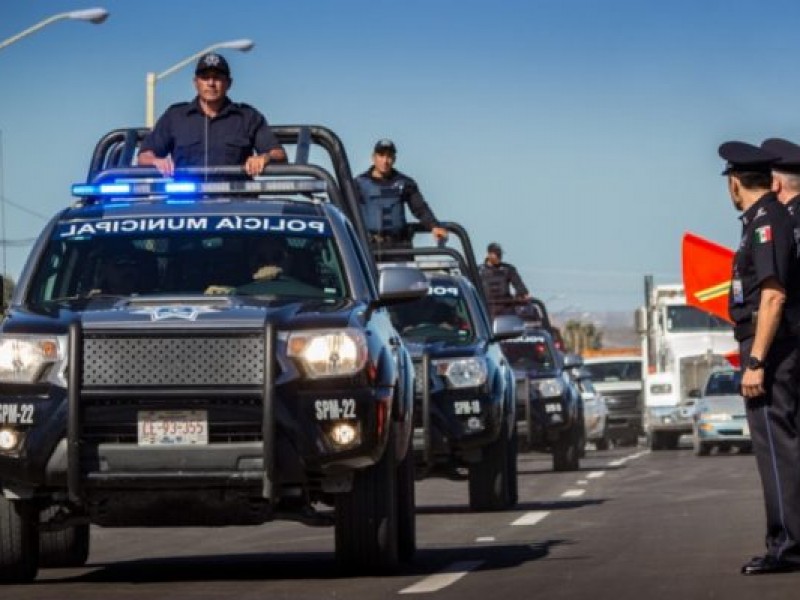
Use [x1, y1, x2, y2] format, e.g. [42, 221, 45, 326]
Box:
[195, 53, 230, 77]
[718, 141, 777, 175]
[374, 139, 397, 154]
[761, 138, 800, 174]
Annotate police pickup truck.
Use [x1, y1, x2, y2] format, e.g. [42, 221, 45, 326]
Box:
[388, 271, 523, 510]
[502, 330, 585, 471]
[0, 141, 427, 582]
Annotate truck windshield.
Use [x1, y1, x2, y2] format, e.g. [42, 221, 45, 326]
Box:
[666, 305, 731, 332]
[500, 340, 556, 372]
[583, 360, 642, 382]
[388, 289, 474, 344]
[26, 224, 348, 308]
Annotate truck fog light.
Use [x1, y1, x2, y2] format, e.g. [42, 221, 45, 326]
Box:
[329, 423, 359, 447]
[466, 416, 484, 432]
[0, 429, 18, 451]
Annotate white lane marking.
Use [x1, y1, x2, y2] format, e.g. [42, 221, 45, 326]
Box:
[561, 489, 586, 498]
[609, 451, 649, 467]
[475, 536, 495, 543]
[511, 510, 550, 526]
[577, 479, 589, 485]
[587, 471, 605, 479]
[400, 560, 484, 594]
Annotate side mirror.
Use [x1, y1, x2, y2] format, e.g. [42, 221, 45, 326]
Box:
[492, 315, 526, 341]
[374, 266, 428, 307]
[563, 352, 583, 370]
[687, 389, 702, 399]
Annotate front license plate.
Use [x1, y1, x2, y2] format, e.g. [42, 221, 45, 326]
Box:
[137, 410, 208, 446]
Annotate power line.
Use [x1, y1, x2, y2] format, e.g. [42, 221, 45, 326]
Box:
[0, 195, 49, 221]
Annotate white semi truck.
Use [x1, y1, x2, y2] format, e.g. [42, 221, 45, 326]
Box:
[636, 278, 737, 451]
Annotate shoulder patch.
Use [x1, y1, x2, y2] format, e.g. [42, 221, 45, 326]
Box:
[755, 225, 772, 244]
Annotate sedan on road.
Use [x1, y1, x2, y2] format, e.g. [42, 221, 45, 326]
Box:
[691, 367, 748, 456]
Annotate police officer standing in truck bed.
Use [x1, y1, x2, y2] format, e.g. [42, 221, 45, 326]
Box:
[355, 139, 448, 249]
[718, 141, 800, 575]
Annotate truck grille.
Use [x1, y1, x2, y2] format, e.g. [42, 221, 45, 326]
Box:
[82, 334, 265, 387]
[603, 390, 641, 412]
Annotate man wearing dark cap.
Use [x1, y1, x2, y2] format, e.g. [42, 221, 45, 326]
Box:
[719, 141, 800, 575]
[762, 138, 800, 226]
[354, 139, 447, 249]
[138, 52, 286, 177]
[479, 242, 530, 317]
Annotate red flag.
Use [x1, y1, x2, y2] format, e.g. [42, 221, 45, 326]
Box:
[681, 232, 734, 324]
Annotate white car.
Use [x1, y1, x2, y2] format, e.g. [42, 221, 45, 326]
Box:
[572, 367, 610, 450]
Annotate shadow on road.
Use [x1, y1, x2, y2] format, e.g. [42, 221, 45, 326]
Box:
[416, 497, 605, 515]
[30, 540, 568, 585]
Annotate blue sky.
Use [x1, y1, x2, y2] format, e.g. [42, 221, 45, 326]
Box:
[2, 0, 799, 315]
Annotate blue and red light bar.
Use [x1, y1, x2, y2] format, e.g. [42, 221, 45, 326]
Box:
[71, 179, 328, 198]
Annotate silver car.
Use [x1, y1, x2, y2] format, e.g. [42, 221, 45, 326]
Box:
[691, 367, 749, 456]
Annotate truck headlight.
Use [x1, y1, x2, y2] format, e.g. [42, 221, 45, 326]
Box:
[433, 357, 487, 389]
[650, 383, 672, 394]
[287, 329, 367, 378]
[0, 335, 67, 385]
[533, 377, 565, 398]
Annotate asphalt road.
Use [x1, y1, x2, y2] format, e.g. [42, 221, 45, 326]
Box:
[7, 442, 800, 599]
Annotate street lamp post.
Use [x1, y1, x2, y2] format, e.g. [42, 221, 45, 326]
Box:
[145, 39, 255, 128]
[0, 7, 108, 51]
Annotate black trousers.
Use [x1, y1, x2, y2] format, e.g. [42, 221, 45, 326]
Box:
[741, 337, 800, 561]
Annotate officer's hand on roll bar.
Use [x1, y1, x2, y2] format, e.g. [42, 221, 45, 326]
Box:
[246, 154, 271, 177]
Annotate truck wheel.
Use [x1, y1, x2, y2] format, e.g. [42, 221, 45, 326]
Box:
[469, 421, 516, 511]
[664, 433, 681, 450]
[39, 506, 90, 568]
[0, 496, 39, 583]
[335, 427, 399, 573]
[507, 423, 519, 506]
[648, 431, 664, 451]
[553, 426, 580, 472]
[693, 436, 710, 457]
[396, 427, 416, 563]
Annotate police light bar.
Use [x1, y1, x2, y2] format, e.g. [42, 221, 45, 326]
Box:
[71, 179, 328, 198]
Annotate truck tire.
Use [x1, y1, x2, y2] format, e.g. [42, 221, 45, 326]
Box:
[335, 427, 399, 573]
[396, 427, 416, 562]
[507, 423, 519, 506]
[664, 432, 681, 450]
[553, 425, 581, 472]
[0, 496, 39, 583]
[648, 431, 664, 451]
[39, 506, 90, 568]
[693, 436, 710, 456]
[469, 420, 517, 511]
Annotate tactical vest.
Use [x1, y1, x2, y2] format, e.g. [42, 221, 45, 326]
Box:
[480, 263, 512, 302]
[356, 176, 407, 234]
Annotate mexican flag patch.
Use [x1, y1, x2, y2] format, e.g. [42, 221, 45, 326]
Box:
[755, 225, 772, 244]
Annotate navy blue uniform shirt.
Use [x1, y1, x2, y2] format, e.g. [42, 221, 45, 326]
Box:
[729, 192, 800, 333]
[140, 97, 281, 168]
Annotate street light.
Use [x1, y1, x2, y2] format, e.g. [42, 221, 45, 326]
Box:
[145, 39, 255, 128]
[0, 7, 109, 51]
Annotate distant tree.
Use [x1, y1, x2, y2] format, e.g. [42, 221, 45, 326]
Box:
[1, 274, 14, 311]
[563, 319, 603, 354]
